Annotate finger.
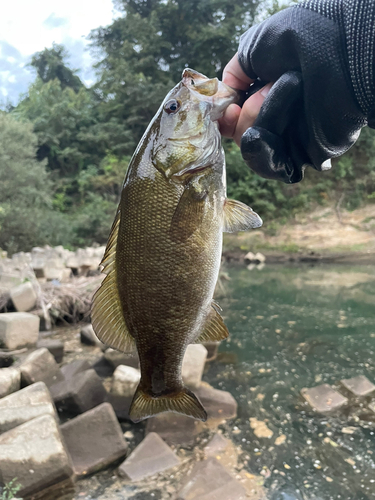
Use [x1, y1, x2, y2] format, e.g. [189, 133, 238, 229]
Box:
[222, 53, 254, 91]
[233, 83, 272, 146]
[218, 103, 242, 138]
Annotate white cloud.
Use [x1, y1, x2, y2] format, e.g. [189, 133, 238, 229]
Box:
[0, 0, 119, 106]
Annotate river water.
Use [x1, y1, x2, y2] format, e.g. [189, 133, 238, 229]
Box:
[206, 263, 375, 500]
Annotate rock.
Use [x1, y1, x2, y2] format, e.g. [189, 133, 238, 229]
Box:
[118, 432, 179, 481]
[369, 401, 375, 413]
[176, 457, 247, 500]
[111, 365, 141, 397]
[249, 417, 273, 439]
[104, 348, 139, 369]
[196, 383, 237, 420]
[0, 271, 22, 292]
[204, 342, 220, 362]
[301, 384, 348, 412]
[244, 251, 256, 263]
[105, 392, 132, 421]
[36, 339, 64, 363]
[340, 375, 375, 396]
[10, 282, 37, 312]
[19, 348, 63, 387]
[0, 367, 20, 398]
[91, 355, 115, 378]
[51, 369, 107, 415]
[60, 403, 128, 477]
[182, 344, 207, 389]
[0, 381, 56, 434]
[0, 414, 75, 499]
[0, 351, 14, 368]
[146, 412, 202, 446]
[204, 433, 230, 458]
[254, 252, 266, 264]
[0, 312, 39, 349]
[44, 258, 66, 281]
[28, 308, 48, 331]
[61, 359, 91, 379]
[80, 323, 106, 349]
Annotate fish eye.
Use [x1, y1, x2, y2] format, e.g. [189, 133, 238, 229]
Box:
[191, 79, 195, 86]
[164, 99, 180, 114]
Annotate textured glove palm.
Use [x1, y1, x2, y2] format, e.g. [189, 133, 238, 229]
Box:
[238, 0, 375, 183]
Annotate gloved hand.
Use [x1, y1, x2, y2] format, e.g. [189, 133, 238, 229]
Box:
[235, 0, 375, 183]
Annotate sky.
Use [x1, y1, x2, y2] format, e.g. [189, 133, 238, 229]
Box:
[0, 0, 120, 106]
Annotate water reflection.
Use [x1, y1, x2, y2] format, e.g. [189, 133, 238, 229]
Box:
[207, 264, 375, 500]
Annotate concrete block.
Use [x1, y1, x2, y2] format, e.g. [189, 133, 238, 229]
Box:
[111, 365, 140, 397]
[20, 348, 63, 386]
[182, 344, 207, 389]
[60, 403, 128, 477]
[146, 412, 202, 446]
[369, 401, 375, 413]
[80, 323, 105, 349]
[51, 369, 107, 415]
[36, 339, 64, 363]
[341, 375, 375, 396]
[0, 367, 20, 398]
[118, 432, 179, 481]
[104, 348, 139, 369]
[0, 381, 56, 434]
[0, 351, 14, 368]
[203, 342, 220, 362]
[0, 312, 39, 349]
[91, 355, 115, 378]
[61, 359, 91, 380]
[196, 383, 238, 420]
[204, 433, 230, 458]
[105, 392, 132, 421]
[301, 384, 348, 412]
[176, 457, 247, 500]
[10, 281, 37, 312]
[0, 414, 74, 499]
[44, 259, 65, 281]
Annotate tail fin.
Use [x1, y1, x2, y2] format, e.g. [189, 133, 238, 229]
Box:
[129, 385, 207, 423]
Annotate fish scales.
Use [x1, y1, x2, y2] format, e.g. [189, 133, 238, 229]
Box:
[92, 69, 263, 422]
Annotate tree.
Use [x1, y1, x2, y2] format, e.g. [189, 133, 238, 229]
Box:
[30, 44, 83, 93]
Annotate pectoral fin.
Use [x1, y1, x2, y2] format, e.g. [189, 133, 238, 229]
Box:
[195, 302, 229, 343]
[223, 199, 262, 233]
[91, 208, 136, 353]
[170, 183, 208, 242]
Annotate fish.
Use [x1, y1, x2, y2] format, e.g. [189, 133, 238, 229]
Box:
[91, 68, 262, 423]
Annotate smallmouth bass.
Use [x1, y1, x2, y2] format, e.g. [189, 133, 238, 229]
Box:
[92, 69, 262, 422]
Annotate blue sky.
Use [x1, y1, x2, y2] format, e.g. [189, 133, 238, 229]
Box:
[0, 0, 119, 106]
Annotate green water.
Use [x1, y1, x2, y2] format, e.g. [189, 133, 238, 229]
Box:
[206, 264, 375, 500]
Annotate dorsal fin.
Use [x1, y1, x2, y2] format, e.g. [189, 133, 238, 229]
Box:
[91, 208, 136, 353]
[195, 302, 229, 343]
[223, 199, 262, 233]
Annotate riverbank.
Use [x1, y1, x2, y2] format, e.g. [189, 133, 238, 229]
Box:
[223, 204, 375, 265]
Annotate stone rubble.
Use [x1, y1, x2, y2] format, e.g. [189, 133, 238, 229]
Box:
[182, 344, 208, 389]
[0, 312, 39, 349]
[111, 365, 141, 397]
[19, 347, 63, 387]
[0, 367, 20, 398]
[36, 338, 65, 363]
[80, 323, 106, 349]
[60, 403, 128, 477]
[118, 431, 180, 481]
[301, 384, 348, 412]
[340, 375, 375, 396]
[9, 281, 37, 312]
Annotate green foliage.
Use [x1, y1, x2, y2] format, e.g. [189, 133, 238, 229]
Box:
[0, 478, 22, 500]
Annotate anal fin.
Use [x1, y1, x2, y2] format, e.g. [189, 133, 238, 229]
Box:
[195, 303, 229, 343]
[223, 199, 262, 233]
[91, 208, 136, 353]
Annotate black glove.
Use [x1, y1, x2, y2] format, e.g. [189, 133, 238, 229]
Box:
[238, 0, 375, 184]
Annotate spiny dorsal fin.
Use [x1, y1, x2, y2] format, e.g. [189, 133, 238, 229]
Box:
[91, 208, 136, 353]
[129, 386, 207, 423]
[195, 303, 229, 343]
[223, 199, 262, 233]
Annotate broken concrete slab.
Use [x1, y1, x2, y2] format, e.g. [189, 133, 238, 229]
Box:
[0, 413, 74, 499]
[20, 347, 63, 387]
[80, 323, 105, 349]
[10, 281, 37, 312]
[51, 368, 107, 415]
[0, 381, 56, 434]
[301, 384, 348, 412]
[341, 375, 375, 396]
[0, 312, 39, 349]
[146, 412, 202, 446]
[61, 359, 91, 380]
[204, 433, 231, 458]
[36, 339, 64, 363]
[60, 402, 128, 477]
[0, 367, 20, 398]
[104, 348, 139, 369]
[182, 344, 207, 389]
[118, 432, 179, 481]
[196, 383, 238, 421]
[176, 457, 247, 500]
[111, 365, 140, 397]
